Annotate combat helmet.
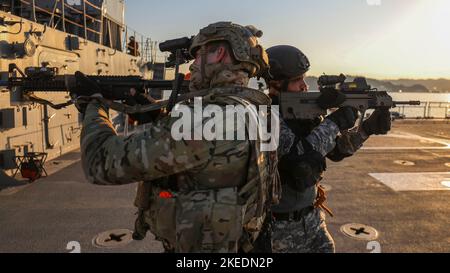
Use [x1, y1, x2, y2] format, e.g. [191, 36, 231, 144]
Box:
[189, 21, 269, 78]
[266, 45, 310, 81]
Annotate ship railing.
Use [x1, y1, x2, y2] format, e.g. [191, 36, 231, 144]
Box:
[394, 101, 450, 119]
[6, 0, 160, 64]
[8, 0, 154, 58]
[15, 0, 103, 43]
[122, 24, 160, 63]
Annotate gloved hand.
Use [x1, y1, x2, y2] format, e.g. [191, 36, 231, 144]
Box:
[73, 93, 104, 114]
[71, 71, 104, 114]
[362, 108, 392, 135]
[326, 106, 359, 131]
[317, 87, 346, 110]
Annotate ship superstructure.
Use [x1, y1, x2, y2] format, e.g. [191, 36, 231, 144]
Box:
[0, 0, 160, 176]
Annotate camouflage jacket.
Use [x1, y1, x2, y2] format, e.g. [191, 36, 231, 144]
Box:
[81, 86, 278, 253]
[273, 118, 368, 214]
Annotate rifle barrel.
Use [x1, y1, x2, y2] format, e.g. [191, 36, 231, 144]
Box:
[394, 101, 421, 106]
[5, 77, 189, 92]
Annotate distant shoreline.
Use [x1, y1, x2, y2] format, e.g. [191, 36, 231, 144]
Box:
[388, 91, 450, 94]
[304, 76, 450, 94]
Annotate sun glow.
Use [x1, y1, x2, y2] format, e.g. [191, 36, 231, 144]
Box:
[341, 0, 450, 79]
[421, 0, 450, 43]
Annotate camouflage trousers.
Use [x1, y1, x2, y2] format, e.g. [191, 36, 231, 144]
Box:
[272, 208, 335, 253]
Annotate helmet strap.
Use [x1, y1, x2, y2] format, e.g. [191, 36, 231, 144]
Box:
[278, 79, 290, 119]
[281, 79, 290, 93]
[200, 46, 207, 85]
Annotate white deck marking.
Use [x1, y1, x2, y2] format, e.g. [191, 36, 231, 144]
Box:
[362, 132, 450, 150]
[362, 146, 450, 150]
[387, 133, 450, 146]
[369, 172, 450, 192]
[442, 181, 450, 188]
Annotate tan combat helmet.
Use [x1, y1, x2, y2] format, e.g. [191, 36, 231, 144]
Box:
[189, 21, 269, 78]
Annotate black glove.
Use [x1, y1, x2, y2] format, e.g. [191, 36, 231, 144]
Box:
[363, 108, 392, 136]
[71, 72, 104, 114]
[317, 87, 346, 110]
[326, 106, 359, 131]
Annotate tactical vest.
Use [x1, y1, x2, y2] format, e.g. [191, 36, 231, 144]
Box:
[133, 86, 280, 253]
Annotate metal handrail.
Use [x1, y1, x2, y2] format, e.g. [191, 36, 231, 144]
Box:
[12, 0, 153, 55]
[84, 12, 101, 23]
[63, 1, 101, 23]
[84, 0, 101, 11]
[395, 101, 450, 119]
[64, 3, 83, 14]
[19, 0, 102, 37]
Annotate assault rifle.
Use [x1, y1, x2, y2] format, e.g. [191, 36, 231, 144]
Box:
[280, 74, 421, 128]
[1, 36, 196, 112]
[2, 66, 421, 125]
[2, 64, 189, 111]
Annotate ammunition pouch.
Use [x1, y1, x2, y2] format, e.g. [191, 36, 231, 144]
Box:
[134, 179, 176, 242]
[171, 188, 244, 253]
[279, 138, 326, 192]
[144, 186, 177, 247]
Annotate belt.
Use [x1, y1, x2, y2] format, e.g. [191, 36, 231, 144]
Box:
[272, 206, 314, 222]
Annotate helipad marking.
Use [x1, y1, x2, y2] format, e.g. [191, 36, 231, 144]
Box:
[369, 172, 450, 192]
[387, 133, 450, 147]
[362, 132, 450, 150]
[362, 146, 450, 151]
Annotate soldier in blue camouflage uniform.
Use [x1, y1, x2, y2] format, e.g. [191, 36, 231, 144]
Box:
[78, 22, 280, 253]
[265, 45, 392, 253]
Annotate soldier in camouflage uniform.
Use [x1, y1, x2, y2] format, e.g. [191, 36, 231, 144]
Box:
[78, 22, 280, 253]
[265, 45, 392, 253]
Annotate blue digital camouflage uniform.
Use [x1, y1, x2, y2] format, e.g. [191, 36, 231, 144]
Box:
[272, 118, 368, 253]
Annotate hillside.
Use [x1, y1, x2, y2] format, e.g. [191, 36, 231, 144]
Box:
[305, 76, 450, 93]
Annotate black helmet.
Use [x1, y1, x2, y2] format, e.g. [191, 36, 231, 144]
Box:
[266, 45, 310, 81]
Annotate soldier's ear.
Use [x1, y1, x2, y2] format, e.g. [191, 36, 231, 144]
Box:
[213, 46, 228, 63]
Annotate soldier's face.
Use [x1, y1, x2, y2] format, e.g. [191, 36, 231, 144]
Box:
[193, 45, 230, 65]
[287, 74, 308, 93]
[189, 45, 232, 91]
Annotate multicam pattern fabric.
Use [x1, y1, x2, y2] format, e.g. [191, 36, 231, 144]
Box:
[81, 85, 277, 253]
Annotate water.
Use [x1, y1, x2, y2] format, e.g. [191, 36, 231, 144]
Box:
[389, 92, 450, 103]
